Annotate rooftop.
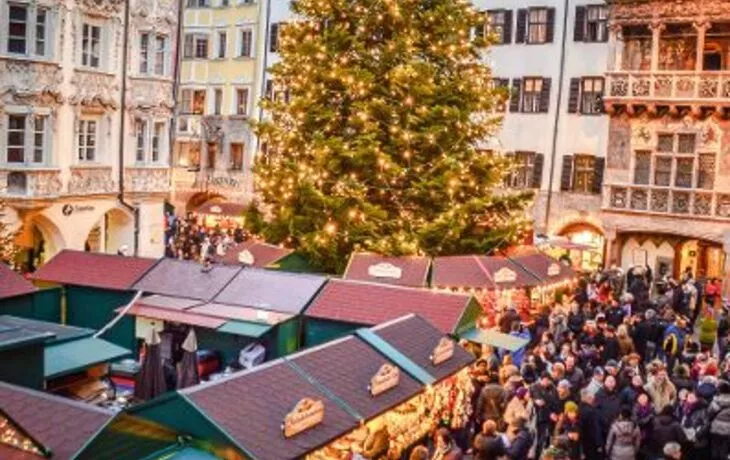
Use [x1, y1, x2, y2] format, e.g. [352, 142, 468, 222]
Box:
[132, 259, 241, 301]
[342, 253, 431, 287]
[215, 240, 293, 268]
[0, 316, 92, 346]
[0, 264, 37, 300]
[431, 254, 540, 290]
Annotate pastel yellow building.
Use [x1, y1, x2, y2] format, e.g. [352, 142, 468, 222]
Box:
[172, 0, 267, 212]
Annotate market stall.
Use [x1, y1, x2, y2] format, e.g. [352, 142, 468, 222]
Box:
[537, 236, 600, 273]
[193, 200, 247, 230]
[509, 249, 578, 305]
[0, 263, 62, 323]
[342, 253, 432, 288]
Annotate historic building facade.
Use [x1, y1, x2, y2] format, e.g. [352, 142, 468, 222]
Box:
[170, 0, 266, 212]
[602, 0, 730, 280]
[0, 0, 176, 267]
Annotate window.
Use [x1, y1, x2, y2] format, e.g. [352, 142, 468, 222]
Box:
[8, 5, 27, 54]
[585, 5, 608, 42]
[572, 154, 595, 193]
[487, 10, 509, 44]
[179, 89, 207, 114]
[183, 34, 209, 59]
[675, 157, 694, 188]
[183, 34, 194, 58]
[81, 24, 101, 68]
[698, 154, 715, 189]
[195, 36, 208, 58]
[139, 34, 149, 73]
[135, 120, 147, 162]
[35, 9, 47, 56]
[522, 78, 543, 113]
[5, 114, 47, 164]
[654, 157, 672, 186]
[152, 122, 164, 162]
[269, 23, 280, 53]
[186, 0, 209, 6]
[677, 133, 696, 154]
[217, 31, 227, 58]
[580, 78, 604, 114]
[77, 119, 97, 162]
[213, 88, 222, 115]
[236, 88, 249, 115]
[32, 116, 45, 163]
[634, 151, 651, 185]
[239, 29, 253, 57]
[507, 151, 535, 188]
[527, 8, 548, 44]
[657, 134, 674, 153]
[230, 143, 243, 170]
[6, 115, 25, 163]
[154, 36, 166, 75]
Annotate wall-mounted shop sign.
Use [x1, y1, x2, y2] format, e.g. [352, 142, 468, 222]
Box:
[547, 263, 561, 277]
[238, 249, 255, 265]
[282, 398, 325, 438]
[368, 262, 403, 279]
[62, 204, 95, 216]
[493, 267, 517, 284]
[369, 363, 400, 396]
[430, 337, 454, 365]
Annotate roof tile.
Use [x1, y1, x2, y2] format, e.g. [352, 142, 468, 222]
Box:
[132, 259, 241, 301]
[215, 241, 293, 267]
[0, 264, 37, 299]
[343, 253, 430, 287]
[431, 255, 540, 290]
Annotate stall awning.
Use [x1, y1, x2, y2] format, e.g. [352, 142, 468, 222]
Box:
[216, 320, 272, 338]
[194, 201, 247, 217]
[45, 338, 131, 379]
[460, 328, 529, 352]
[122, 305, 227, 329]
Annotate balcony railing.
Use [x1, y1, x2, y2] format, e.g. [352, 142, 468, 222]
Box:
[0, 168, 63, 199]
[604, 184, 730, 220]
[605, 71, 730, 103]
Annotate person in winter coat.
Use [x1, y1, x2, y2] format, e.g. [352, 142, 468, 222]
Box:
[578, 389, 603, 460]
[619, 374, 645, 407]
[647, 406, 686, 459]
[645, 371, 677, 414]
[564, 355, 584, 393]
[475, 374, 506, 428]
[698, 311, 718, 352]
[708, 383, 730, 460]
[553, 402, 581, 459]
[504, 387, 531, 428]
[505, 417, 534, 460]
[633, 392, 655, 458]
[616, 324, 636, 356]
[596, 375, 622, 436]
[362, 421, 390, 459]
[530, 373, 558, 455]
[605, 408, 640, 460]
[472, 420, 506, 460]
[431, 428, 462, 460]
[680, 391, 711, 457]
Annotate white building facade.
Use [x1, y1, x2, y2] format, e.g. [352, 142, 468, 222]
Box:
[0, 0, 177, 268]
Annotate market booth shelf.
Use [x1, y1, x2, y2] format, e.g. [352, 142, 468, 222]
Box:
[0, 263, 61, 324]
[303, 278, 480, 346]
[30, 250, 159, 351]
[342, 253, 431, 288]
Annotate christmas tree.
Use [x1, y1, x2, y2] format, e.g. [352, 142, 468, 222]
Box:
[0, 199, 19, 267]
[250, 0, 534, 273]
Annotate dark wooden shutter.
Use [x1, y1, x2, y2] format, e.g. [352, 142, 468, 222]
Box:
[510, 78, 522, 112]
[269, 23, 279, 52]
[546, 8, 556, 43]
[503, 10, 513, 44]
[515, 9, 527, 43]
[592, 157, 606, 194]
[568, 78, 581, 113]
[597, 77, 606, 113]
[474, 12, 486, 42]
[574, 6, 586, 42]
[265, 80, 274, 100]
[560, 155, 574, 191]
[539, 78, 551, 113]
[532, 153, 545, 189]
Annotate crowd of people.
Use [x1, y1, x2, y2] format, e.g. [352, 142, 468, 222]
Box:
[407, 265, 730, 460]
[164, 211, 248, 261]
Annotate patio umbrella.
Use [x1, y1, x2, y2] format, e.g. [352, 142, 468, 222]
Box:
[134, 330, 166, 400]
[177, 329, 200, 389]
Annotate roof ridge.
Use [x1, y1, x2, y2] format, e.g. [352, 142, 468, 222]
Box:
[0, 381, 113, 415]
[330, 277, 471, 298]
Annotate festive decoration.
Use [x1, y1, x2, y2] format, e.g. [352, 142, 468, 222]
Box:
[0, 200, 19, 267]
[248, 0, 533, 272]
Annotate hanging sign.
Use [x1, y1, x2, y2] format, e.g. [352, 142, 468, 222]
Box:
[209, 205, 223, 214]
[547, 263, 561, 277]
[369, 363, 400, 396]
[367, 262, 402, 279]
[238, 249, 255, 265]
[282, 398, 325, 438]
[430, 337, 454, 365]
[493, 267, 517, 284]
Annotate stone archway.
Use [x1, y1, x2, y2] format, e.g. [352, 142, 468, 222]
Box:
[14, 213, 66, 270]
[84, 207, 135, 254]
[185, 192, 224, 213]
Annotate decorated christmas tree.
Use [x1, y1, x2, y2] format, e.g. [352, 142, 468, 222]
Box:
[250, 0, 534, 273]
[0, 199, 19, 266]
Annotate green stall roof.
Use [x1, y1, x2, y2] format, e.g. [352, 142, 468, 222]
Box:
[460, 327, 529, 352]
[45, 337, 131, 379]
[216, 320, 271, 338]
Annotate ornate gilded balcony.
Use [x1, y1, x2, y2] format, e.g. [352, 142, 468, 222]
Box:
[605, 71, 730, 111]
[0, 168, 63, 200]
[603, 184, 730, 220]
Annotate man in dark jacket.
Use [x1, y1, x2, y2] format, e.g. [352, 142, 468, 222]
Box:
[531, 372, 558, 456]
[596, 375, 622, 438]
[709, 383, 730, 460]
[505, 417, 533, 460]
[579, 389, 603, 459]
[476, 374, 506, 428]
[648, 406, 686, 459]
[472, 420, 506, 460]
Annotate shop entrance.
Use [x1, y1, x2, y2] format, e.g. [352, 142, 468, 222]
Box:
[14, 214, 65, 272]
[558, 223, 605, 272]
[84, 208, 134, 255]
[677, 239, 725, 279]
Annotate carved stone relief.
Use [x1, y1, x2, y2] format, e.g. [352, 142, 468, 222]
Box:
[68, 167, 117, 195]
[125, 167, 169, 193]
[608, 116, 632, 170]
[70, 71, 120, 108]
[0, 61, 63, 103]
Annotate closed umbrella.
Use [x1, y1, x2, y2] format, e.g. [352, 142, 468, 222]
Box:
[177, 329, 200, 389]
[134, 330, 166, 400]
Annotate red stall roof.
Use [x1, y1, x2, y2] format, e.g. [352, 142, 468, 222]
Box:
[510, 250, 576, 284]
[342, 253, 431, 288]
[215, 240, 293, 268]
[431, 255, 540, 290]
[0, 264, 37, 299]
[305, 279, 472, 334]
[30, 250, 158, 291]
[123, 304, 227, 329]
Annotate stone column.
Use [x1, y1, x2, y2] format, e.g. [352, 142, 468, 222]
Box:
[694, 22, 710, 72]
[604, 226, 618, 269]
[650, 22, 665, 72]
[609, 25, 624, 71]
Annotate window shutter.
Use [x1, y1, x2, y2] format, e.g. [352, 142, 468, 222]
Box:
[510, 78, 522, 112]
[560, 155, 574, 191]
[265, 80, 273, 100]
[574, 6, 586, 42]
[568, 78, 581, 113]
[531, 153, 544, 189]
[539, 78, 551, 113]
[592, 157, 606, 194]
[597, 77, 606, 113]
[503, 10, 513, 44]
[269, 23, 279, 52]
[546, 8, 556, 43]
[515, 9, 527, 43]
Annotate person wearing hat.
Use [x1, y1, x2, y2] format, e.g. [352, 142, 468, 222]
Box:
[585, 367, 604, 397]
[504, 386, 532, 429]
[680, 390, 711, 457]
[554, 401, 580, 459]
[698, 308, 718, 352]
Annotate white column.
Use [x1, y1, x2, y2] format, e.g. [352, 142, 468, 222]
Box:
[694, 22, 710, 72]
[650, 22, 665, 72]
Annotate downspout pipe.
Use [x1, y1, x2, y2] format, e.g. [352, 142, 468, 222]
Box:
[543, 0, 570, 232]
[118, 0, 140, 255]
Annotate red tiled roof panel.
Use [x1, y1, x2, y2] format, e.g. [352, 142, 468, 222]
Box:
[343, 253, 430, 287]
[305, 279, 470, 333]
[0, 444, 43, 460]
[512, 252, 576, 283]
[291, 336, 422, 419]
[30, 250, 157, 290]
[132, 259, 241, 301]
[124, 304, 227, 329]
[0, 264, 37, 299]
[216, 241, 293, 267]
[189, 303, 294, 325]
[194, 201, 247, 217]
[0, 382, 112, 460]
[373, 315, 475, 381]
[185, 362, 358, 459]
[431, 256, 490, 289]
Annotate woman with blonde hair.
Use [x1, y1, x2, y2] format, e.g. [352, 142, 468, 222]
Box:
[617, 324, 636, 355]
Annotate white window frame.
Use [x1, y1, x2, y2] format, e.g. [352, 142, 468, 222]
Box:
[4, 2, 52, 59]
[237, 26, 255, 58]
[138, 32, 168, 76]
[80, 21, 103, 69]
[234, 87, 250, 116]
[216, 30, 227, 59]
[212, 87, 223, 115]
[527, 8, 548, 44]
[151, 121, 165, 163]
[180, 88, 206, 114]
[77, 116, 99, 163]
[135, 119, 147, 162]
[3, 110, 51, 166]
[139, 33, 149, 74]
